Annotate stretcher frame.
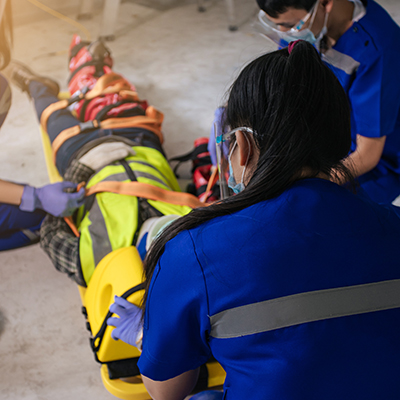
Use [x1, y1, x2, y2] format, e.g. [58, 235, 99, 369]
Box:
[39, 96, 226, 399]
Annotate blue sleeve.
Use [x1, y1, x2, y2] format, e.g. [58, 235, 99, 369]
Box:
[348, 47, 400, 139]
[138, 230, 212, 381]
[0, 203, 45, 234]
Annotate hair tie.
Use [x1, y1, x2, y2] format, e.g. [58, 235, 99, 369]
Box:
[288, 40, 303, 54]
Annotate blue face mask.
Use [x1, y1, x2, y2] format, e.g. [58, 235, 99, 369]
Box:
[227, 141, 248, 194]
[228, 160, 245, 194]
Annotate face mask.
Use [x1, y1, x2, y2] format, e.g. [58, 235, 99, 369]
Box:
[228, 159, 245, 194]
[216, 125, 255, 199]
[227, 140, 249, 194]
[298, 11, 329, 49]
[256, 2, 329, 50]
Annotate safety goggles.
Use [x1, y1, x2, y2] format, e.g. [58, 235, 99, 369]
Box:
[255, 0, 319, 47]
[215, 125, 254, 199]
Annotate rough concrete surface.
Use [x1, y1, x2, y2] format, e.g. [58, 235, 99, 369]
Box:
[0, 1, 399, 399]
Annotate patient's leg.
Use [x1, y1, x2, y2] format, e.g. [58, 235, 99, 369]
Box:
[28, 81, 79, 143]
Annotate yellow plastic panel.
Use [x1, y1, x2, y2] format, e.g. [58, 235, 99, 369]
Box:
[206, 361, 226, 388]
[39, 93, 70, 184]
[40, 125, 63, 183]
[84, 246, 144, 363]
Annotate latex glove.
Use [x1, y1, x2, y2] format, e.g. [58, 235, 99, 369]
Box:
[107, 296, 143, 349]
[79, 142, 136, 171]
[208, 106, 227, 166]
[20, 182, 85, 217]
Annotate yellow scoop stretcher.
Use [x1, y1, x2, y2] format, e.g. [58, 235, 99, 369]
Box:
[40, 97, 226, 399]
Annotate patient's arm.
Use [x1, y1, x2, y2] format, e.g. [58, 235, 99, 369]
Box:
[39, 159, 95, 285]
[40, 214, 84, 285]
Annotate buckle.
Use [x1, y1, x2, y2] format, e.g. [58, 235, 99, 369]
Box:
[79, 120, 99, 133]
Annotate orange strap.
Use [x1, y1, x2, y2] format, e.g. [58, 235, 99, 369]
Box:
[86, 181, 206, 209]
[51, 106, 164, 164]
[40, 72, 139, 131]
[40, 99, 71, 132]
[64, 216, 80, 237]
[63, 181, 86, 237]
[64, 181, 206, 237]
[199, 166, 219, 203]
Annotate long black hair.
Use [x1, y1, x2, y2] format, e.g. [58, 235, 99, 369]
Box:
[257, 0, 316, 18]
[141, 41, 353, 311]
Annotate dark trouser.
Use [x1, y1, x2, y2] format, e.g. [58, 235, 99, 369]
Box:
[0, 203, 45, 251]
[29, 81, 164, 177]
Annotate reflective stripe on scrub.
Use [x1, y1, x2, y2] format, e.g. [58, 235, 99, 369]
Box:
[76, 146, 193, 285]
[209, 279, 400, 338]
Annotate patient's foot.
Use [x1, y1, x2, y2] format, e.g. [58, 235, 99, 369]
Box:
[7, 61, 60, 97]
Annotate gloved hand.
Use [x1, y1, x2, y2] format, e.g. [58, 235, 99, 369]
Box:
[107, 296, 143, 349]
[79, 142, 136, 171]
[19, 181, 85, 217]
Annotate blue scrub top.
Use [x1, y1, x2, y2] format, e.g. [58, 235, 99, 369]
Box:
[322, 0, 400, 202]
[0, 203, 44, 251]
[138, 178, 400, 399]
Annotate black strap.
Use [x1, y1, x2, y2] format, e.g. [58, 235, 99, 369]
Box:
[90, 282, 145, 353]
[119, 160, 163, 245]
[69, 41, 91, 62]
[120, 159, 137, 182]
[94, 100, 136, 121]
[78, 93, 143, 122]
[169, 142, 208, 163]
[79, 120, 100, 133]
[107, 357, 141, 380]
[68, 60, 109, 84]
[192, 364, 209, 393]
[169, 142, 209, 177]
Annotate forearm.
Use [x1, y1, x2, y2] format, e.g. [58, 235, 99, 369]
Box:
[0, 180, 25, 205]
[342, 149, 376, 178]
[332, 134, 386, 184]
[141, 368, 200, 400]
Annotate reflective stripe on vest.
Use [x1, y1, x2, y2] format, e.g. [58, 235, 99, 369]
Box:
[209, 279, 400, 339]
[77, 146, 192, 285]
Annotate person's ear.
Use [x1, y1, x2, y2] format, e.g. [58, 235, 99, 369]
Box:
[236, 130, 253, 167]
[321, 0, 333, 14]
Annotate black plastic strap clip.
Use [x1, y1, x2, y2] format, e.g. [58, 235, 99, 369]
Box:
[79, 120, 100, 133]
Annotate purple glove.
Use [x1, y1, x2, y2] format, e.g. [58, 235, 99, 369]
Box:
[107, 296, 143, 348]
[208, 106, 227, 166]
[19, 182, 85, 217]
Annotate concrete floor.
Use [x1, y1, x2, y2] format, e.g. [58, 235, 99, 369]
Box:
[0, 0, 399, 399]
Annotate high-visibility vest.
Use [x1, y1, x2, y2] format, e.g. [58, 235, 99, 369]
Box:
[75, 145, 193, 286]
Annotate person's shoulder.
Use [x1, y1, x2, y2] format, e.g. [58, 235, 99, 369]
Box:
[355, 0, 400, 52]
[334, 1, 400, 64]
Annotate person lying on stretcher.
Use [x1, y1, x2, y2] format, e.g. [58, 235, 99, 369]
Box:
[7, 36, 198, 286]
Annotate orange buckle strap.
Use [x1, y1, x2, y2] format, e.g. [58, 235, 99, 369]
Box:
[40, 99, 70, 132]
[41, 72, 139, 132]
[86, 181, 206, 209]
[64, 181, 207, 237]
[51, 107, 164, 164]
[51, 120, 100, 164]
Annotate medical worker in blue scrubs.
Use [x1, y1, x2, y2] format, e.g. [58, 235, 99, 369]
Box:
[253, 0, 400, 205]
[0, 73, 85, 251]
[107, 41, 400, 400]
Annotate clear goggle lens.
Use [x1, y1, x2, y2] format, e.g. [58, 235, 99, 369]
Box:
[215, 125, 254, 199]
[254, 0, 318, 47]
